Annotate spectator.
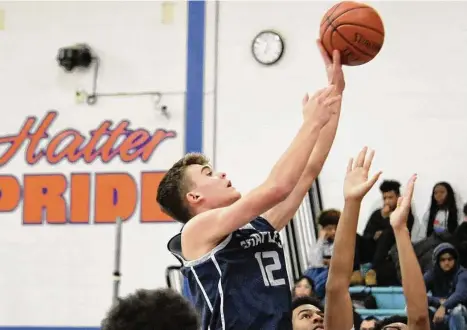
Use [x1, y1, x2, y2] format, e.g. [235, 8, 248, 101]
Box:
[292, 275, 315, 299]
[359, 180, 415, 286]
[412, 182, 459, 243]
[454, 204, 467, 267]
[360, 316, 378, 330]
[424, 243, 467, 330]
[101, 288, 199, 330]
[305, 209, 363, 297]
[291, 296, 324, 330]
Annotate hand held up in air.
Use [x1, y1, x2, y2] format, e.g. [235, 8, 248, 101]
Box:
[316, 39, 345, 94]
[390, 174, 417, 232]
[343, 147, 382, 202]
[302, 85, 342, 128]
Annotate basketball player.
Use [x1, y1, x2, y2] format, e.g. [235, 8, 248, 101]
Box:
[101, 288, 199, 330]
[324, 149, 430, 330]
[159, 41, 345, 330]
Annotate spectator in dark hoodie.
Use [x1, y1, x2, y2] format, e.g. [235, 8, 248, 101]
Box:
[424, 242, 467, 330]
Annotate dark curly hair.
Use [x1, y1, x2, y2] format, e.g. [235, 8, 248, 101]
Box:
[375, 315, 407, 330]
[101, 288, 199, 330]
[379, 180, 401, 195]
[291, 295, 324, 312]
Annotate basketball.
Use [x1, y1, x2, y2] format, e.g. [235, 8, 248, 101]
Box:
[320, 1, 385, 66]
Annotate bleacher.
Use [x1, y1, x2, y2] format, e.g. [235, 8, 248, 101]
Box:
[350, 286, 407, 319]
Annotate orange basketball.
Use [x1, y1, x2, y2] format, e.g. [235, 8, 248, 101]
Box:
[320, 1, 385, 66]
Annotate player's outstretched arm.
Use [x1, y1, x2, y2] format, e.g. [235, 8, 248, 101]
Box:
[185, 86, 342, 246]
[306, 41, 345, 176]
[325, 147, 381, 330]
[390, 175, 430, 330]
[263, 41, 345, 231]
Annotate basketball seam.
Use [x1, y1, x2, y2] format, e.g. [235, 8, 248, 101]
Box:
[321, 6, 371, 43]
[320, 2, 343, 27]
[334, 23, 384, 36]
[331, 27, 374, 57]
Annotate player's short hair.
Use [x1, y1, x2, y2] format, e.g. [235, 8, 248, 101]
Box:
[374, 315, 407, 330]
[318, 208, 341, 227]
[291, 296, 324, 312]
[157, 153, 210, 223]
[101, 288, 199, 330]
[463, 202, 467, 216]
[379, 180, 401, 195]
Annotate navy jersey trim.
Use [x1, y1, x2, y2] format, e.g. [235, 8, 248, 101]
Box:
[167, 216, 281, 330]
[168, 233, 233, 268]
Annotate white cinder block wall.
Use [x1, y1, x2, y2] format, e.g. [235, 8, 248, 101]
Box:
[209, 1, 467, 234]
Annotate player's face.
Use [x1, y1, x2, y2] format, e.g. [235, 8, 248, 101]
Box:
[185, 164, 241, 210]
[382, 323, 407, 330]
[382, 191, 398, 211]
[439, 252, 455, 272]
[292, 304, 324, 330]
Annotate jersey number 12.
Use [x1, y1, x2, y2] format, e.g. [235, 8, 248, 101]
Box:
[254, 251, 286, 287]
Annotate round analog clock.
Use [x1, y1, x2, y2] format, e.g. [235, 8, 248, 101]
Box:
[251, 30, 285, 66]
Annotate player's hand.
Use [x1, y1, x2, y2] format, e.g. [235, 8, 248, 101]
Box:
[343, 147, 382, 202]
[317, 39, 345, 94]
[390, 174, 417, 232]
[302, 85, 342, 128]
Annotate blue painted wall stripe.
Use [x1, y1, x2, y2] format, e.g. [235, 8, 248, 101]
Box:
[0, 0, 206, 328]
[185, 0, 205, 154]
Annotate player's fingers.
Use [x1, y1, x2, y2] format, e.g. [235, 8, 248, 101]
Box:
[316, 39, 332, 66]
[333, 49, 341, 66]
[315, 84, 335, 102]
[302, 93, 309, 107]
[347, 158, 353, 173]
[323, 95, 341, 107]
[363, 149, 375, 170]
[403, 174, 417, 206]
[355, 146, 368, 168]
[311, 86, 331, 101]
[366, 171, 382, 189]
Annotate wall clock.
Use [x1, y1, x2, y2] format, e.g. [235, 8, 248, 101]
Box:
[251, 30, 285, 66]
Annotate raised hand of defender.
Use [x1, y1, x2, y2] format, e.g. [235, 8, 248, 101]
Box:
[302, 85, 342, 128]
[390, 174, 417, 231]
[317, 39, 345, 93]
[343, 147, 382, 201]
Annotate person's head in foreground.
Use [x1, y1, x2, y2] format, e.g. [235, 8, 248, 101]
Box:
[360, 316, 377, 330]
[101, 288, 200, 330]
[157, 153, 241, 223]
[292, 296, 324, 330]
[374, 315, 408, 330]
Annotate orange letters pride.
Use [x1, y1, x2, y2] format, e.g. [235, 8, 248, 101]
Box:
[0, 111, 177, 224]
